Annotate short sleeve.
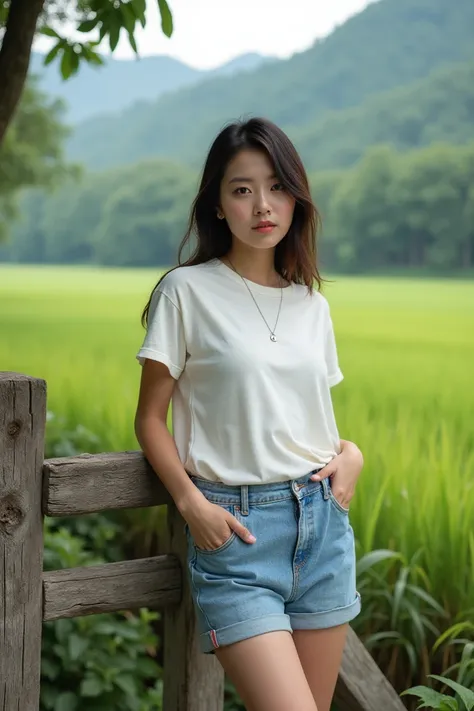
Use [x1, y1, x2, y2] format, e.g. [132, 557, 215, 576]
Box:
[325, 307, 344, 388]
[136, 289, 186, 379]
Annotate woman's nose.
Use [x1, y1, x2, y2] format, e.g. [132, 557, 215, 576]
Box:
[254, 195, 271, 215]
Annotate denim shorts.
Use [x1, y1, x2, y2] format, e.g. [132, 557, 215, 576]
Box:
[185, 470, 361, 653]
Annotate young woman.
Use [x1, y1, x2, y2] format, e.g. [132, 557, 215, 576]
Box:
[135, 117, 363, 711]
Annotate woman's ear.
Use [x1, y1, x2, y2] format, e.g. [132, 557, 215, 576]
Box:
[216, 208, 225, 220]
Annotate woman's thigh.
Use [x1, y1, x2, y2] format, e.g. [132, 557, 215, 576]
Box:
[293, 624, 348, 711]
[216, 630, 318, 711]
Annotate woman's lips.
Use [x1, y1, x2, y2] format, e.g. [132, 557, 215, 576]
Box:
[253, 223, 276, 234]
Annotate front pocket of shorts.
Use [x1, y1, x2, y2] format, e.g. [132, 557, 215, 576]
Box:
[195, 530, 237, 555]
[187, 503, 240, 555]
[329, 491, 350, 515]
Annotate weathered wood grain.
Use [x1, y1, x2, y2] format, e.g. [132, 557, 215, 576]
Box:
[0, 372, 46, 711]
[335, 626, 407, 710]
[43, 554, 181, 621]
[163, 504, 225, 711]
[43, 450, 172, 516]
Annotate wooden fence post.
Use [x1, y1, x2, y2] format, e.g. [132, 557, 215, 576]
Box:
[163, 502, 225, 711]
[0, 373, 47, 711]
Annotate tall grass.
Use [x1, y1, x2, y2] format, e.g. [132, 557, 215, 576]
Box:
[1, 264, 473, 690]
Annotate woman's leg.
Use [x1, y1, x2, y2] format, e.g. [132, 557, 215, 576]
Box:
[293, 624, 348, 711]
[216, 630, 318, 711]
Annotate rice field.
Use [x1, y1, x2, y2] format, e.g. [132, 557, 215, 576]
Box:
[1, 264, 473, 630]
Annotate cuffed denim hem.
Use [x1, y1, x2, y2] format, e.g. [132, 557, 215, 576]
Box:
[200, 613, 292, 654]
[289, 593, 361, 630]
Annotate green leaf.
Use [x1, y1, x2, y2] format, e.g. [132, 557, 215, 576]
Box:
[127, 31, 138, 53]
[109, 22, 121, 52]
[81, 45, 105, 66]
[99, 22, 108, 42]
[364, 630, 401, 650]
[114, 674, 138, 696]
[68, 633, 89, 661]
[69, 49, 80, 77]
[434, 623, 474, 653]
[43, 42, 63, 67]
[401, 686, 458, 709]
[60, 47, 73, 79]
[441, 700, 461, 711]
[132, 0, 146, 26]
[402, 599, 427, 652]
[430, 675, 474, 711]
[54, 692, 79, 711]
[41, 657, 60, 680]
[77, 19, 99, 33]
[120, 3, 136, 34]
[391, 565, 409, 627]
[40, 27, 61, 39]
[135, 656, 160, 677]
[54, 618, 74, 644]
[40, 683, 57, 710]
[356, 549, 401, 577]
[406, 584, 448, 617]
[403, 637, 419, 675]
[157, 0, 173, 37]
[80, 676, 104, 697]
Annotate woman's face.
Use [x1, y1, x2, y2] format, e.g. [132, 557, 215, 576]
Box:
[218, 149, 296, 251]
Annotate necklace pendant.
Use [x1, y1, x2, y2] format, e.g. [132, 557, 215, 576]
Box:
[270, 334, 277, 342]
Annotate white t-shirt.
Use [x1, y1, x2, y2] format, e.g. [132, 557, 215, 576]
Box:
[137, 258, 343, 486]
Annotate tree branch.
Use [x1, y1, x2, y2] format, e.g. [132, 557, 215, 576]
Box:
[0, 0, 46, 144]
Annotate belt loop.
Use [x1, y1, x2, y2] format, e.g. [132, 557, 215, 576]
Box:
[240, 485, 249, 516]
[321, 477, 330, 500]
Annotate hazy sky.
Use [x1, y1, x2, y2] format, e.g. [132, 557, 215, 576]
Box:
[35, 0, 374, 70]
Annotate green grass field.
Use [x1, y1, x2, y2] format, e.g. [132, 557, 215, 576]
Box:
[1, 264, 473, 641]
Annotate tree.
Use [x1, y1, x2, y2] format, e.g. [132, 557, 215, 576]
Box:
[0, 0, 173, 144]
[94, 160, 194, 266]
[330, 145, 401, 271]
[0, 79, 75, 241]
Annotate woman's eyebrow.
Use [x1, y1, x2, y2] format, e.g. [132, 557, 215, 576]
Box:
[228, 174, 277, 184]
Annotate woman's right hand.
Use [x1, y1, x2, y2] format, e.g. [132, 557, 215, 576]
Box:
[185, 499, 256, 551]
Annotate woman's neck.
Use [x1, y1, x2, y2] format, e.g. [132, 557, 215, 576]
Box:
[222, 249, 283, 288]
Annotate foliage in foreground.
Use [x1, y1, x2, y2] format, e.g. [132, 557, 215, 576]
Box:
[42, 517, 163, 711]
[42, 410, 474, 704]
[402, 675, 474, 710]
[354, 549, 474, 694]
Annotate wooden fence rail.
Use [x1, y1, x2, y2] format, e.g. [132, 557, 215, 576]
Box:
[0, 372, 406, 711]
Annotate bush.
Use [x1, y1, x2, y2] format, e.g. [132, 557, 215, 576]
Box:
[41, 519, 163, 710]
[45, 410, 104, 458]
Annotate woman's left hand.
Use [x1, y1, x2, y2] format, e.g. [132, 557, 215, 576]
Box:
[310, 440, 364, 510]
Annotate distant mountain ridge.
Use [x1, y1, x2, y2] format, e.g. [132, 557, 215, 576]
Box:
[296, 60, 474, 171]
[66, 0, 474, 171]
[29, 51, 276, 123]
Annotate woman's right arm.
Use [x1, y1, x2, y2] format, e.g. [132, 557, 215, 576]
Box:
[134, 359, 205, 516]
[134, 359, 255, 550]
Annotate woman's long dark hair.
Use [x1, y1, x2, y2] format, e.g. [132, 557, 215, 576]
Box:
[142, 117, 322, 326]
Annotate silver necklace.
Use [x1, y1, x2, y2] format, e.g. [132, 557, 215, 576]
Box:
[226, 258, 284, 342]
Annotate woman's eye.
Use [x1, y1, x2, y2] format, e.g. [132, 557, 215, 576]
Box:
[234, 187, 250, 195]
[272, 183, 285, 191]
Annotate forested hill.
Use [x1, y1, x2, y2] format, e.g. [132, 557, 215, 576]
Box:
[67, 0, 474, 170]
[296, 60, 474, 172]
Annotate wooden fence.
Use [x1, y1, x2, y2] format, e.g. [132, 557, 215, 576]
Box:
[0, 372, 406, 710]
